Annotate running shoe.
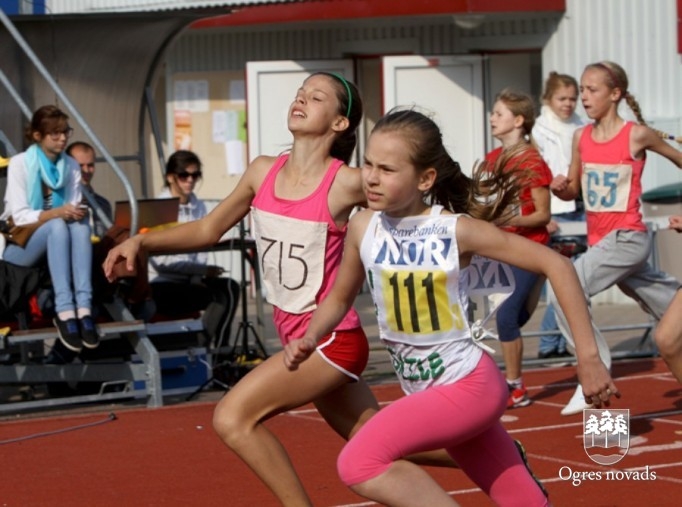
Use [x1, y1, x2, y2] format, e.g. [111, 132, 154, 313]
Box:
[507, 384, 532, 409]
[560, 384, 592, 416]
[514, 439, 549, 499]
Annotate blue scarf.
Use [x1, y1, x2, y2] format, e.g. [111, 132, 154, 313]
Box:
[25, 144, 67, 209]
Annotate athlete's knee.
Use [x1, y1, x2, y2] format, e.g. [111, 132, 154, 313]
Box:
[212, 395, 251, 447]
[654, 325, 682, 360]
[337, 444, 357, 486]
[337, 441, 387, 487]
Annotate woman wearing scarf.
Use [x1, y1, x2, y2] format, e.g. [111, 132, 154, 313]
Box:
[1, 105, 98, 355]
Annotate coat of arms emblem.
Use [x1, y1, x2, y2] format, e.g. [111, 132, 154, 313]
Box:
[583, 408, 630, 465]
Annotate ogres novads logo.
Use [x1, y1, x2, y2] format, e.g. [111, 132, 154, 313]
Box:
[583, 409, 629, 465]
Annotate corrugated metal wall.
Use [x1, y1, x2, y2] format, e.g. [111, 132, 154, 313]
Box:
[167, 14, 559, 73]
[45, 0, 299, 14]
[544, 0, 681, 130]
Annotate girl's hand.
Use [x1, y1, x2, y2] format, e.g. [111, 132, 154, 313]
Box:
[546, 219, 560, 235]
[549, 174, 569, 194]
[576, 357, 620, 409]
[283, 337, 317, 370]
[669, 215, 682, 232]
[103, 235, 143, 281]
[61, 203, 87, 222]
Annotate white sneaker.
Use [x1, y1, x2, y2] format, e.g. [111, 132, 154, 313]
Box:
[560, 385, 592, 416]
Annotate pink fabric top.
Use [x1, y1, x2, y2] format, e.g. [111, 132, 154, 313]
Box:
[579, 122, 647, 245]
[251, 154, 361, 344]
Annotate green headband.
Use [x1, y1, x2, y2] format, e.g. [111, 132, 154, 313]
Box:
[331, 73, 352, 118]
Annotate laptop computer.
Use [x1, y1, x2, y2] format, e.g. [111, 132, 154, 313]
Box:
[113, 198, 180, 232]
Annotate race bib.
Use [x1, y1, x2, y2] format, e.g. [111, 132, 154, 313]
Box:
[581, 163, 632, 213]
[466, 255, 516, 351]
[251, 208, 327, 313]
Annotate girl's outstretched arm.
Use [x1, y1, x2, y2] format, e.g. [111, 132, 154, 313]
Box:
[457, 215, 619, 407]
[283, 210, 370, 370]
[103, 156, 271, 280]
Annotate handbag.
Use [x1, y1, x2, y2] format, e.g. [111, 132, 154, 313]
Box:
[0, 217, 42, 248]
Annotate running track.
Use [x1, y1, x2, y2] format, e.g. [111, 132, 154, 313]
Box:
[1, 357, 680, 506]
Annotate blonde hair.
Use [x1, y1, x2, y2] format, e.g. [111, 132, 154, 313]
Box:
[495, 88, 536, 136]
[541, 71, 578, 103]
[585, 61, 647, 125]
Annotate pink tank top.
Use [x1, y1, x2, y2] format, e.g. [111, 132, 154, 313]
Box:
[579, 122, 647, 245]
[251, 154, 361, 344]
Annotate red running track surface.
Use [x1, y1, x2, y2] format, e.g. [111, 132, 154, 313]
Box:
[1, 357, 680, 506]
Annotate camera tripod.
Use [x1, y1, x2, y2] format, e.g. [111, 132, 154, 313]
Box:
[186, 219, 268, 400]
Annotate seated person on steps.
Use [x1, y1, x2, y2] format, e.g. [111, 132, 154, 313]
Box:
[66, 141, 112, 241]
[1, 105, 98, 360]
[149, 150, 236, 347]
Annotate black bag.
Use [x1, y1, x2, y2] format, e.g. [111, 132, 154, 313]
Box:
[0, 261, 45, 317]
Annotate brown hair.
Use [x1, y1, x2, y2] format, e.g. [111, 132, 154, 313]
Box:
[164, 149, 202, 187]
[585, 61, 647, 125]
[541, 71, 579, 103]
[372, 108, 524, 223]
[25, 105, 69, 144]
[494, 88, 537, 136]
[311, 72, 363, 164]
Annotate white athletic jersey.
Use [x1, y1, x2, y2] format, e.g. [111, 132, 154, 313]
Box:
[359, 206, 484, 394]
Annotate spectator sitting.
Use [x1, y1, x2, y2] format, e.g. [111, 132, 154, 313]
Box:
[0, 105, 98, 358]
[66, 141, 112, 241]
[148, 150, 236, 347]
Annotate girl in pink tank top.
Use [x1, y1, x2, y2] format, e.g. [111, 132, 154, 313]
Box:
[550, 61, 682, 415]
[251, 153, 361, 344]
[103, 72, 461, 505]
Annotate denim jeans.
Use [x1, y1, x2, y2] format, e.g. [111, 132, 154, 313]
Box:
[3, 217, 92, 313]
[538, 302, 567, 354]
[538, 209, 585, 354]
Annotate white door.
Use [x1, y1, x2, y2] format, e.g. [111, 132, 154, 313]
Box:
[245, 60, 354, 163]
[382, 55, 485, 176]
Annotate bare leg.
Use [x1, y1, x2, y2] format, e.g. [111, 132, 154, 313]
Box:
[212, 350, 354, 506]
[351, 460, 459, 507]
[655, 289, 682, 383]
[213, 349, 458, 506]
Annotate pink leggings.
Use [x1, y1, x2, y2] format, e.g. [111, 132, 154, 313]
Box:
[337, 353, 548, 507]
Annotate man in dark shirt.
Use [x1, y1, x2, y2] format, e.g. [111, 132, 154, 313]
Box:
[66, 141, 112, 240]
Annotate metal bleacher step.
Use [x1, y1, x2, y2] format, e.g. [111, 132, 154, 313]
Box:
[5, 320, 146, 346]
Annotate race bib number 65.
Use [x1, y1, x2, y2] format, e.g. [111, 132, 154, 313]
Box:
[581, 163, 632, 213]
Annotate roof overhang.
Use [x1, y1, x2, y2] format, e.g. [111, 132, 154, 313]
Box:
[193, 0, 565, 28]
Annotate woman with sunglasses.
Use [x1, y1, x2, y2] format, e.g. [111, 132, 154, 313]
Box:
[1, 105, 99, 357]
[148, 150, 236, 346]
